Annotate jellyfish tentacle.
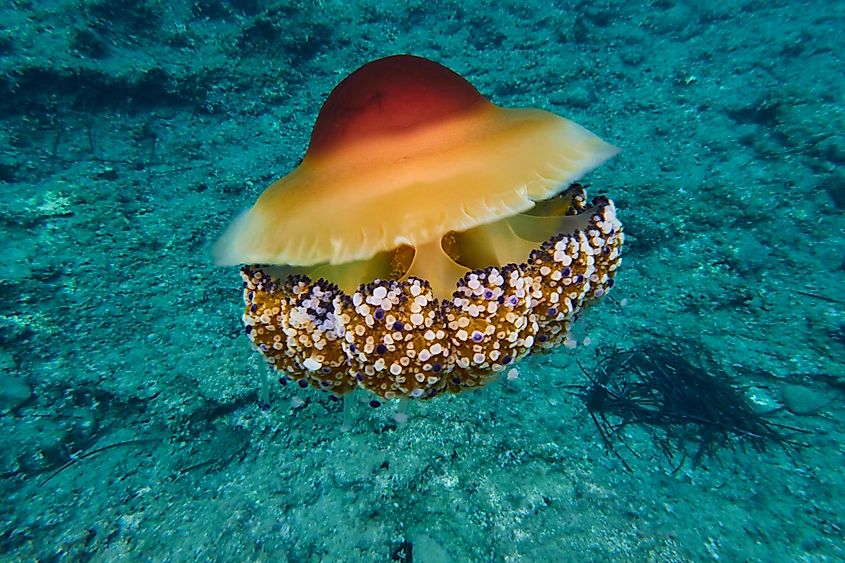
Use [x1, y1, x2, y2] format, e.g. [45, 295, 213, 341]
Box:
[449, 219, 537, 269]
[305, 245, 413, 294]
[402, 238, 470, 300]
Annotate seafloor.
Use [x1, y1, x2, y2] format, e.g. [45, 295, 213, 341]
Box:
[1, 0, 843, 561]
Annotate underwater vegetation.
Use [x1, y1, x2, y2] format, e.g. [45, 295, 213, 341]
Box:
[572, 343, 805, 472]
[216, 55, 623, 402]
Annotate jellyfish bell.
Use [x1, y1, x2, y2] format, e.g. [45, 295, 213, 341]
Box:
[216, 55, 624, 402]
[214, 54, 618, 296]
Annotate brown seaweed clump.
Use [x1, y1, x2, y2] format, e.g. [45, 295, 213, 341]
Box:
[572, 344, 803, 471]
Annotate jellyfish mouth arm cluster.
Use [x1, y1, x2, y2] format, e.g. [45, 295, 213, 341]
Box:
[240, 183, 623, 401]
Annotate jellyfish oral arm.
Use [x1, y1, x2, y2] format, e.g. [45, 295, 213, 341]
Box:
[403, 238, 469, 300]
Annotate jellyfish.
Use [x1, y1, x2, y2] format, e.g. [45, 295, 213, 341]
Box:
[214, 55, 624, 402]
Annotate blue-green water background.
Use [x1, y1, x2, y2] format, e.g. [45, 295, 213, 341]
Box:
[1, 0, 843, 560]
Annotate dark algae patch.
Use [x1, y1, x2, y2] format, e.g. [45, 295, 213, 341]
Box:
[572, 343, 807, 472]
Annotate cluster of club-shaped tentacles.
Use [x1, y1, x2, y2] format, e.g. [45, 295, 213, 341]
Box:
[240, 185, 623, 402]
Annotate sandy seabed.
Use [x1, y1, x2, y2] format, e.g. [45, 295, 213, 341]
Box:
[1, 0, 843, 561]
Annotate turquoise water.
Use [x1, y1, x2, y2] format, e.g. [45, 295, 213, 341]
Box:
[1, 0, 843, 561]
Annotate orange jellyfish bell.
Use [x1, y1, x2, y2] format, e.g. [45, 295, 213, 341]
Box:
[216, 55, 624, 403]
